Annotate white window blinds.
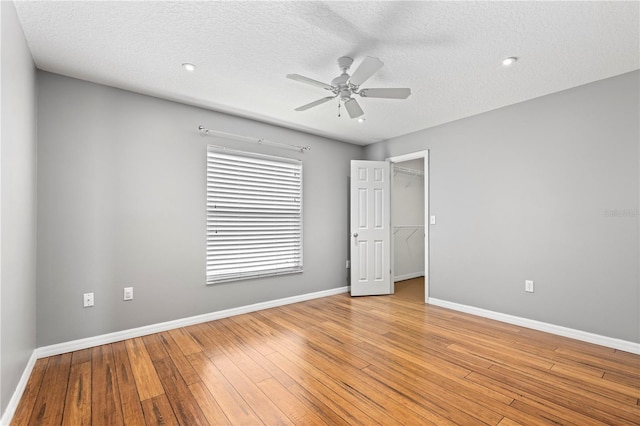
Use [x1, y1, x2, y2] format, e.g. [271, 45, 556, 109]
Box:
[206, 146, 303, 284]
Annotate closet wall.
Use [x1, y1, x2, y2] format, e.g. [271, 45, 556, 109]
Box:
[392, 159, 425, 281]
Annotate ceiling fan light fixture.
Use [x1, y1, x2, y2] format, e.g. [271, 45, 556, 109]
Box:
[182, 63, 196, 72]
[357, 117, 366, 123]
[501, 57, 518, 67]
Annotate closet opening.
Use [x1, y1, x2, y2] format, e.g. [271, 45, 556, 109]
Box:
[389, 151, 429, 303]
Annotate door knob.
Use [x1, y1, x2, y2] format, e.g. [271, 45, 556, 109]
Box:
[352, 232, 358, 238]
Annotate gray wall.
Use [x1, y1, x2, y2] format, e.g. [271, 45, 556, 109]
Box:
[36, 71, 363, 346]
[366, 71, 640, 343]
[1, 0, 38, 416]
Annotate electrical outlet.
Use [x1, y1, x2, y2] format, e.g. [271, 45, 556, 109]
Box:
[124, 287, 133, 301]
[525, 280, 534, 293]
[83, 292, 94, 307]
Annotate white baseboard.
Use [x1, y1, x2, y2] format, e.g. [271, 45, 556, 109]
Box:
[8, 288, 634, 425]
[394, 272, 425, 282]
[3, 286, 349, 424]
[428, 298, 640, 355]
[0, 350, 37, 426]
[37, 286, 350, 358]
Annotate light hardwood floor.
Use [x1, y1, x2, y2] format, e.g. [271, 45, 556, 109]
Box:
[11, 292, 640, 425]
[393, 277, 425, 301]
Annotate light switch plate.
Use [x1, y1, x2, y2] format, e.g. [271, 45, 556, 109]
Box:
[124, 287, 133, 301]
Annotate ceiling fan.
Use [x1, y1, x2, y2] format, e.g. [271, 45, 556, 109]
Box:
[287, 56, 411, 119]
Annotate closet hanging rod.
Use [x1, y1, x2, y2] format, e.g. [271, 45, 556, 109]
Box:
[198, 126, 311, 153]
[393, 166, 424, 175]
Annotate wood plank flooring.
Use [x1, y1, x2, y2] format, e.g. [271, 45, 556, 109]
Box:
[393, 277, 425, 301]
[12, 292, 640, 425]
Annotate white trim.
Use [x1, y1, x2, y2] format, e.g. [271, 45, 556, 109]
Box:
[387, 151, 429, 164]
[394, 272, 425, 282]
[37, 286, 349, 358]
[428, 298, 640, 355]
[0, 350, 37, 426]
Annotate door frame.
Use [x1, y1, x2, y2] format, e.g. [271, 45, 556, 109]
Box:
[387, 150, 429, 303]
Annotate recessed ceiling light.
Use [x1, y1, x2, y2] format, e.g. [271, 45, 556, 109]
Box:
[182, 63, 196, 72]
[357, 117, 366, 123]
[501, 57, 518, 67]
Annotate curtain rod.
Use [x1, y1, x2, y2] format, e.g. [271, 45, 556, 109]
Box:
[198, 126, 310, 153]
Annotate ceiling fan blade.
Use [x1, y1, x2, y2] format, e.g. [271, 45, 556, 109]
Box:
[295, 96, 335, 111]
[344, 98, 364, 119]
[287, 74, 333, 91]
[359, 88, 411, 99]
[348, 56, 384, 87]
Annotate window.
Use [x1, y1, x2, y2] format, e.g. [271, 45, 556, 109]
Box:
[206, 146, 303, 284]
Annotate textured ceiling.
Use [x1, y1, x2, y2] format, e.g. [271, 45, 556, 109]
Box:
[13, 1, 640, 145]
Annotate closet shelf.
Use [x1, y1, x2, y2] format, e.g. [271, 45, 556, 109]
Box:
[393, 166, 424, 177]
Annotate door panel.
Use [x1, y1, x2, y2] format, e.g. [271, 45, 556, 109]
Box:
[350, 160, 391, 296]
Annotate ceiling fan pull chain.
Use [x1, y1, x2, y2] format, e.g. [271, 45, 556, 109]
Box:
[338, 101, 341, 118]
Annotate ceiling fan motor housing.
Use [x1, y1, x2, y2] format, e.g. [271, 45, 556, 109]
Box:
[331, 73, 350, 87]
[334, 58, 356, 100]
[339, 89, 352, 100]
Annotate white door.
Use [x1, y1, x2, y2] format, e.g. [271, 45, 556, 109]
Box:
[350, 160, 391, 296]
